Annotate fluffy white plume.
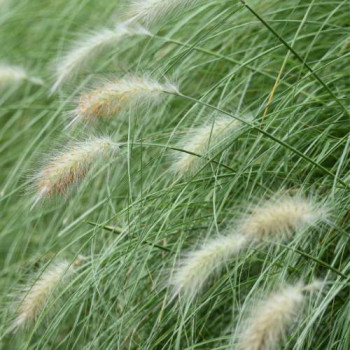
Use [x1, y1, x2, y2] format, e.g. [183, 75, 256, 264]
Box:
[72, 76, 178, 124]
[171, 116, 241, 176]
[12, 260, 75, 330]
[171, 234, 248, 301]
[0, 65, 42, 89]
[129, 0, 200, 25]
[51, 22, 150, 92]
[170, 195, 326, 301]
[240, 196, 328, 240]
[236, 282, 322, 350]
[32, 137, 118, 204]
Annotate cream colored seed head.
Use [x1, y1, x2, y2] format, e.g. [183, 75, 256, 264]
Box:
[171, 117, 241, 176]
[0, 65, 27, 86]
[171, 234, 248, 301]
[129, 0, 199, 25]
[73, 76, 178, 123]
[0, 65, 43, 88]
[236, 282, 321, 350]
[12, 260, 75, 330]
[51, 22, 150, 92]
[240, 196, 328, 240]
[33, 137, 117, 203]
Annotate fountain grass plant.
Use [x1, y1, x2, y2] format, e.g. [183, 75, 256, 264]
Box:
[0, 0, 349, 349]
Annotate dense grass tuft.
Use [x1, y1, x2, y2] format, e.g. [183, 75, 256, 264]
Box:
[0, 0, 349, 349]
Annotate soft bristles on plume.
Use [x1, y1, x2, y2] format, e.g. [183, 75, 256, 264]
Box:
[32, 137, 117, 204]
[171, 234, 248, 301]
[171, 117, 241, 176]
[240, 196, 328, 240]
[129, 0, 199, 25]
[12, 260, 75, 330]
[170, 195, 326, 301]
[236, 282, 322, 350]
[0, 65, 42, 88]
[72, 76, 178, 124]
[51, 22, 150, 92]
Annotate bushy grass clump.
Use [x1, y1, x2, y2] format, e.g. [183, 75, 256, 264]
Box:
[0, 0, 349, 349]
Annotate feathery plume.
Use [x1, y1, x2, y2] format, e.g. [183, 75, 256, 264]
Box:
[12, 260, 76, 330]
[239, 195, 328, 241]
[129, 0, 200, 25]
[171, 234, 248, 301]
[0, 65, 43, 89]
[72, 76, 178, 124]
[171, 117, 241, 176]
[32, 137, 118, 204]
[170, 195, 326, 301]
[236, 281, 322, 350]
[51, 22, 150, 92]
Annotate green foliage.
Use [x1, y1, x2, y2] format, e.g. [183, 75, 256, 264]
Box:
[0, 0, 349, 349]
